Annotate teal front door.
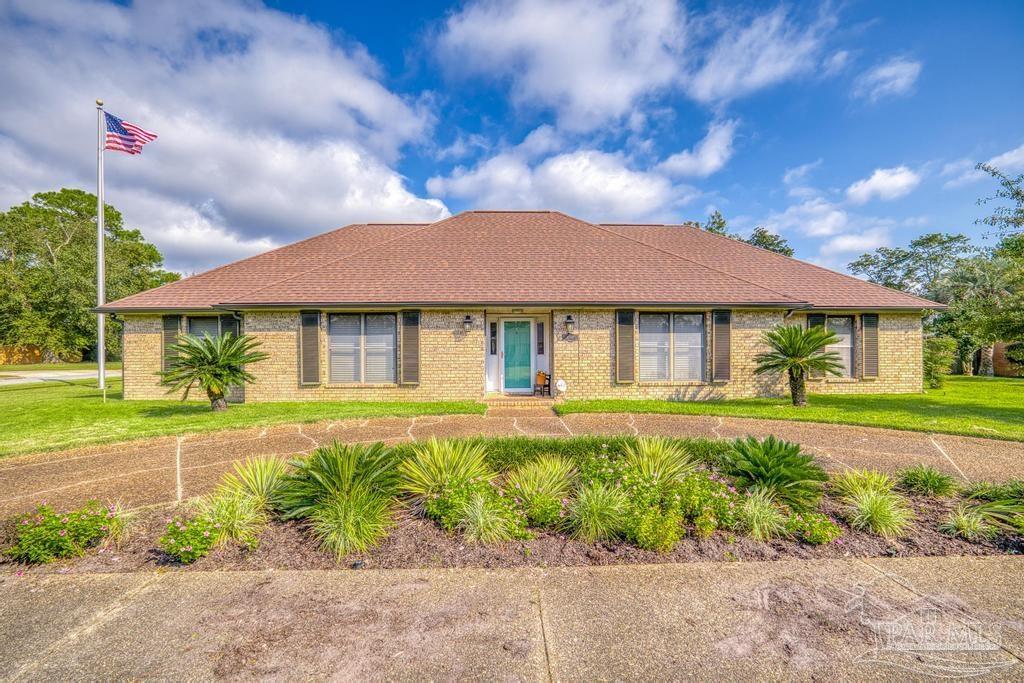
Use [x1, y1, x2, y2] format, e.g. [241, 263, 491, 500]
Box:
[502, 320, 532, 391]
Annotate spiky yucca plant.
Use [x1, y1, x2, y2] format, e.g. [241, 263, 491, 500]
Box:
[754, 324, 843, 407]
[217, 456, 289, 512]
[719, 436, 827, 511]
[277, 442, 399, 520]
[158, 333, 268, 411]
[398, 438, 495, 502]
[622, 437, 698, 486]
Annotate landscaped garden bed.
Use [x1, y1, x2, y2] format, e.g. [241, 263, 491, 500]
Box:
[2, 436, 1022, 573]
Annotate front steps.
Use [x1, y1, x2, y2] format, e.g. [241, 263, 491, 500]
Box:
[482, 395, 557, 417]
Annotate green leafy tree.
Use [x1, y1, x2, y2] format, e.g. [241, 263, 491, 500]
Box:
[0, 189, 178, 361]
[702, 210, 730, 236]
[754, 324, 844, 407]
[159, 333, 269, 411]
[923, 336, 957, 388]
[848, 233, 974, 300]
[743, 227, 794, 256]
[976, 163, 1024, 236]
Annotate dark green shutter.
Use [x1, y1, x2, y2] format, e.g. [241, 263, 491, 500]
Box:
[220, 314, 245, 403]
[162, 315, 181, 372]
[861, 314, 879, 378]
[299, 311, 320, 385]
[615, 310, 635, 384]
[712, 310, 731, 381]
[399, 310, 420, 385]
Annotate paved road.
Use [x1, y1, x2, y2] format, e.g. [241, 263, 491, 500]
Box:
[3, 413, 1024, 517]
[1, 557, 1021, 680]
[0, 369, 119, 386]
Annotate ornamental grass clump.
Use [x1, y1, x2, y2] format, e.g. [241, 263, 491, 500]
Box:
[308, 483, 395, 558]
[218, 456, 289, 512]
[897, 465, 957, 498]
[505, 455, 575, 527]
[939, 504, 996, 541]
[718, 436, 827, 511]
[6, 501, 126, 564]
[458, 491, 528, 544]
[196, 490, 267, 550]
[830, 469, 895, 499]
[567, 482, 627, 543]
[399, 438, 496, 531]
[622, 437, 698, 487]
[738, 489, 787, 541]
[845, 489, 913, 538]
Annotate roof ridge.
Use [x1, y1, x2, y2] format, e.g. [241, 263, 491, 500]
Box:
[591, 219, 805, 304]
[221, 213, 464, 304]
[680, 226, 942, 308]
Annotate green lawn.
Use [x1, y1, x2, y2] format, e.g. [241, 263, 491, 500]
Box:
[556, 376, 1024, 442]
[0, 361, 122, 372]
[0, 379, 484, 458]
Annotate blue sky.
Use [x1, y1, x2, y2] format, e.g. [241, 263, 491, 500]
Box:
[1, 0, 1022, 273]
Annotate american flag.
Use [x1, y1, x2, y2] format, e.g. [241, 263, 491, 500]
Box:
[104, 112, 158, 155]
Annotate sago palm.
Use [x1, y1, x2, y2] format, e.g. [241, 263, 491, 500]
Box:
[159, 333, 269, 411]
[754, 324, 843, 407]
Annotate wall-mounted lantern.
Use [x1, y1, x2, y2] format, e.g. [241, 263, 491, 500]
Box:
[463, 314, 473, 332]
[565, 314, 575, 335]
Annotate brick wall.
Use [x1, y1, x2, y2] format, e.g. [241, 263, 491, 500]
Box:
[550, 308, 923, 400]
[121, 308, 923, 402]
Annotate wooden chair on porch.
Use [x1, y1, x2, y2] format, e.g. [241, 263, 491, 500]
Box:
[534, 371, 551, 397]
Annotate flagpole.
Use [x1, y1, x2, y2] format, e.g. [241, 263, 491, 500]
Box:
[96, 99, 106, 401]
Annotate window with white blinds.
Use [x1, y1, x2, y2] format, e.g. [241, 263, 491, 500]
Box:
[328, 313, 396, 383]
[188, 317, 220, 338]
[827, 316, 854, 377]
[639, 313, 706, 382]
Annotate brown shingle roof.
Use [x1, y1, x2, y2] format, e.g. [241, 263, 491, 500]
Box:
[101, 210, 941, 312]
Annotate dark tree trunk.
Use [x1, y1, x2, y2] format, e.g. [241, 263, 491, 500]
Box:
[979, 345, 995, 377]
[208, 390, 228, 412]
[788, 369, 808, 407]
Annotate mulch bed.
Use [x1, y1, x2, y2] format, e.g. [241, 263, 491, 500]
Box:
[2, 496, 1020, 575]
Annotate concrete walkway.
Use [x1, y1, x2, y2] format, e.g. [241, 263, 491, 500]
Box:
[1, 557, 1021, 680]
[2, 413, 1024, 516]
[0, 369, 119, 386]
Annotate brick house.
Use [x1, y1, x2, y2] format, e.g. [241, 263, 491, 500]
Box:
[99, 211, 941, 403]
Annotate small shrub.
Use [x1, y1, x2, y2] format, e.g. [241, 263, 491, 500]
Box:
[963, 480, 1024, 502]
[399, 438, 494, 503]
[738, 489, 787, 541]
[719, 436, 827, 511]
[576, 448, 629, 488]
[567, 483, 627, 542]
[160, 515, 218, 563]
[632, 507, 684, 552]
[196, 490, 267, 549]
[897, 465, 956, 497]
[218, 456, 288, 511]
[692, 510, 718, 539]
[622, 437, 698, 486]
[458, 491, 529, 544]
[103, 501, 135, 547]
[923, 336, 957, 389]
[307, 484, 394, 558]
[278, 442, 399, 520]
[685, 439, 734, 466]
[831, 469, 895, 500]
[5, 502, 114, 564]
[505, 455, 575, 527]
[675, 472, 741, 530]
[785, 512, 842, 545]
[940, 504, 995, 541]
[423, 480, 487, 532]
[845, 490, 913, 538]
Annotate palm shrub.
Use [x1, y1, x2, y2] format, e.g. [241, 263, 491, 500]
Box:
[718, 436, 827, 511]
[505, 456, 575, 527]
[567, 482, 627, 542]
[308, 483, 395, 558]
[622, 437, 698, 487]
[158, 333, 269, 411]
[217, 456, 289, 512]
[278, 442, 399, 520]
[399, 438, 495, 530]
[738, 489, 787, 541]
[754, 324, 843, 406]
[897, 465, 956, 497]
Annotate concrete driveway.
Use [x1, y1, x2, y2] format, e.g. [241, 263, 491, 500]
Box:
[2, 413, 1024, 517]
[1, 557, 1021, 680]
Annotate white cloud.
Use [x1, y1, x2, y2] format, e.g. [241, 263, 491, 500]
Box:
[686, 7, 834, 103]
[436, 0, 685, 132]
[657, 119, 738, 177]
[846, 166, 921, 204]
[822, 50, 851, 76]
[853, 57, 922, 102]
[818, 227, 890, 257]
[781, 159, 823, 198]
[761, 197, 849, 237]
[0, 0, 448, 273]
[942, 143, 1024, 188]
